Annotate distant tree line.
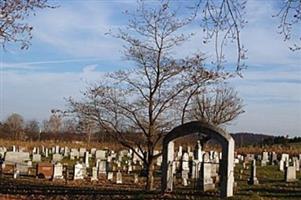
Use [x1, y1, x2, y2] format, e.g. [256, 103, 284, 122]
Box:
[262, 135, 301, 146]
[0, 112, 115, 143]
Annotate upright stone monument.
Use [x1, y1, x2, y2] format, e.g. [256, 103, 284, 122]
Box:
[116, 170, 122, 184]
[248, 160, 259, 185]
[285, 166, 296, 182]
[53, 163, 64, 179]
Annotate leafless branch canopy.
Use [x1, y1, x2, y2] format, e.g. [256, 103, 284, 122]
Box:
[0, 0, 52, 49]
[274, 0, 301, 51]
[199, 0, 248, 72]
[190, 84, 244, 126]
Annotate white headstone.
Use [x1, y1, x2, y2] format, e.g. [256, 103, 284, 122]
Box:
[32, 154, 41, 163]
[55, 146, 59, 154]
[74, 163, 84, 180]
[79, 148, 86, 157]
[5, 151, 30, 164]
[182, 152, 189, 171]
[84, 152, 89, 168]
[52, 154, 63, 163]
[53, 163, 64, 179]
[107, 171, 114, 181]
[98, 160, 107, 174]
[116, 170, 122, 184]
[91, 166, 98, 181]
[95, 150, 106, 160]
[45, 148, 49, 158]
[285, 166, 296, 182]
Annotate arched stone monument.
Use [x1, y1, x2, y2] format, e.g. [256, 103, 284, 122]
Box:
[161, 121, 235, 198]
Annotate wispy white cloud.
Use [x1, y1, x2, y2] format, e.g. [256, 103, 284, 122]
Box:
[30, 2, 124, 58]
[0, 58, 110, 70]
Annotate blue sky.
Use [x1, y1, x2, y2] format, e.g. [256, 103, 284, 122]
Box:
[0, 0, 300, 136]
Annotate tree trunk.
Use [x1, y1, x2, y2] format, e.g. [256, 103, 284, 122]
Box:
[145, 160, 154, 190]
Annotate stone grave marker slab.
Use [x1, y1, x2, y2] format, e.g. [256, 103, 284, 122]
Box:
[37, 163, 54, 179]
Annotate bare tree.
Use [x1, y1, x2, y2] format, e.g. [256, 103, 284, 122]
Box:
[190, 84, 244, 126]
[43, 111, 62, 133]
[0, 0, 52, 49]
[25, 119, 40, 141]
[61, 118, 77, 133]
[68, 1, 235, 190]
[5, 113, 24, 140]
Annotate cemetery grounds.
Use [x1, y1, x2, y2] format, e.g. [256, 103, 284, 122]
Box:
[0, 140, 300, 200]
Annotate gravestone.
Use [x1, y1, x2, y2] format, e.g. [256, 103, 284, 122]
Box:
[177, 146, 183, 159]
[90, 148, 97, 155]
[262, 151, 269, 161]
[116, 170, 122, 184]
[37, 163, 53, 179]
[198, 161, 215, 191]
[5, 152, 30, 164]
[52, 154, 63, 163]
[79, 148, 86, 157]
[194, 140, 203, 162]
[248, 160, 259, 185]
[107, 171, 114, 181]
[285, 166, 296, 182]
[55, 146, 59, 154]
[41, 146, 45, 154]
[45, 148, 49, 158]
[134, 173, 139, 184]
[271, 152, 277, 165]
[64, 147, 69, 157]
[32, 154, 41, 163]
[279, 159, 284, 171]
[32, 147, 37, 154]
[84, 152, 89, 168]
[191, 160, 199, 179]
[70, 152, 76, 160]
[182, 152, 189, 171]
[98, 160, 107, 174]
[182, 152, 189, 186]
[71, 149, 79, 159]
[91, 166, 98, 181]
[74, 163, 84, 180]
[293, 157, 300, 171]
[53, 163, 64, 179]
[95, 150, 106, 160]
[261, 159, 267, 167]
[15, 163, 30, 175]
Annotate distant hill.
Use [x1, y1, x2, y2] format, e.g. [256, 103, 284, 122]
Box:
[231, 132, 275, 147]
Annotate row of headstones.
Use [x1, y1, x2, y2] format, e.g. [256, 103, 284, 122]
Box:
[166, 141, 220, 191]
[247, 158, 299, 185]
[1, 145, 143, 169]
[2, 146, 145, 182]
[10, 161, 139, 184]
[235, 152, 301, 172]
